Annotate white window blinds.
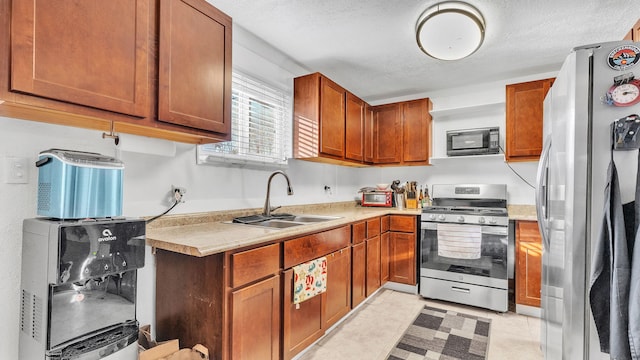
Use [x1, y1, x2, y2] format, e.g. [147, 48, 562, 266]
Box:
[197, 71, 292, 168]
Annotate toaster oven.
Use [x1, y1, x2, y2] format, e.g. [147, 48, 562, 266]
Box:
[361, 191, 393, 207]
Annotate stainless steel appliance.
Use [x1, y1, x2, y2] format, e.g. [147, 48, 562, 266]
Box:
[537, 41, 640, 359]
[361, 190, 394, 207]
[419, 184, 511, 312]
[19, 218, 145, 360]
[446, 127, 500, 156]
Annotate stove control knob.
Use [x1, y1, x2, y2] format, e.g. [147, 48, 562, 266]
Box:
[457, 216, 465, 222]
[438, 214, 446, 221]
[427, 214, 435, 220]
[478, 217, 486, 224]
[489, 217, 497, 224]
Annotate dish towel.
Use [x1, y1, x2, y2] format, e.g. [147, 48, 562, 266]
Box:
[437, 223, 482, 260]
[293, 257, 327, 305]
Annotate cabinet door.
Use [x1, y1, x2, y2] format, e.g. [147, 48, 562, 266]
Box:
[373, 104, 402, 163]
[231, 275, 280, 360]
[381, 231, 390, 283]
[322, 248, 352, 329]
[366, 235, 381, 296]
[282, 268, 323, 360]
[158, 0, 231, 134]
[364, 104, 375, 163]
[345, 93, 364, 162]
[505, 79, 554, 161]
[11, 0, 149, 117]
[401, 99, 432, 164]
[389, 232, 416, 285]
[319, 77, 345, 158]
[351, 242, 366, 308]
[516, 221, 542, 307]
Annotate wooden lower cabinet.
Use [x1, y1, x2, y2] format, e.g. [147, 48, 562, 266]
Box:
[516, 221, 542, 307]
[366, 235, 381, 296]
[283, 247, 351, 360]
[155, 215, 415, 360]
[230, 275, 280, 360]
[282, 266, 324, 360]
[389, 215, 417, 285]
[351, 241, 366, 308]
[322, 247, 352, 329]
[381, 231, 390, 283]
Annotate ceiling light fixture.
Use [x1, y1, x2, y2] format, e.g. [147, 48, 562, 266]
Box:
[416, 1, 485, 61]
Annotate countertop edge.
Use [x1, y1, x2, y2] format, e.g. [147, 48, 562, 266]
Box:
[146, 203, 421, 257]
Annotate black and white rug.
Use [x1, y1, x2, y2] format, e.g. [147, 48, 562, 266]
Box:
[386, 305, 491, 360]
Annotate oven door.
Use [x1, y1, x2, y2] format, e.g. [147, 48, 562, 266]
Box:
[420, 221, 508, 288]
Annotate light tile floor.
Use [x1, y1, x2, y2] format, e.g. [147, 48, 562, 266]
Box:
[297, 289, 542, 360]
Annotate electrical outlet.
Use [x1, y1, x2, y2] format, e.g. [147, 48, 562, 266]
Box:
[4, 157, 29, 184]
[172, 186, 187, 202]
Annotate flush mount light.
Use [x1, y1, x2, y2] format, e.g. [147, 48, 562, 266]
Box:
[416, 1, 485, 61]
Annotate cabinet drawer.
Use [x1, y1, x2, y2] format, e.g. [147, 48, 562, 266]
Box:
[389, 215, 416, 232]
[420, 276, 508, 312]
[352, 221, 366, 244]
[366, 217, 380, 238]
[380, 215, 390, 233]
[284, 226, 350, 269]
[231, 243, 280, 288]
[517, 221, 541, 242]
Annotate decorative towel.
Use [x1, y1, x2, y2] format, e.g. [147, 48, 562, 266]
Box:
[437, 223, 482, 260]
[293, 257, 327, 305]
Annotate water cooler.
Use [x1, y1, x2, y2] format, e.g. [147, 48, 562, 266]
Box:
[19, 149, 145, 360]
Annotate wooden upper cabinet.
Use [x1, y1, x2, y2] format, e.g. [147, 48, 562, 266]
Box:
[364, 104, 375, 163]
[319, 76, 346, 158]
[402, 99, 432, 165]
[372, 98, 432, 166]
[293, 72, 371, 166]
[623, 19, 640, 41]
[373, 103, 402, 164]
[3, 0, 232, 143]
[345, 93, 365, 162]
[158, 0, 231, 134]
[10, 0, 150, 117]
[505, 78, 554, 162]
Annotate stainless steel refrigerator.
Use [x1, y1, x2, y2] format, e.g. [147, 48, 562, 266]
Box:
[537, 40, 640, 359]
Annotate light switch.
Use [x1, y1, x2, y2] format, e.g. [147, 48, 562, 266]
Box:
[5, 157, 29, 184]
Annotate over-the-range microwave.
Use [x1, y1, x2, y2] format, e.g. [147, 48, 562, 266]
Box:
[446, 127, 500, 156]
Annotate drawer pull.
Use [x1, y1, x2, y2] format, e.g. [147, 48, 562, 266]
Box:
[451, 286, 470, 294]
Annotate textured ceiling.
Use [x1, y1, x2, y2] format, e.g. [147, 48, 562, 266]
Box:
[206, 0, 639, 103]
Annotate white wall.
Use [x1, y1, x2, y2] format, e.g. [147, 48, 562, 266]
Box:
[0, 23, 551, 359]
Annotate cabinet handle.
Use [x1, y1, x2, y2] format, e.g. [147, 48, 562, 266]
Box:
[451, 286, 470, 294]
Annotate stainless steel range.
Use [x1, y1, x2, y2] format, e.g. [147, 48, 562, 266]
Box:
[419, 184, 512, 312]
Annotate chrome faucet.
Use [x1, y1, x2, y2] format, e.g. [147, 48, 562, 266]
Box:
[262, 171, 294, 217]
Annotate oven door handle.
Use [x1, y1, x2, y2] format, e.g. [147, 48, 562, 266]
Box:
[535, 136, 552, 250]
[421, 222, 507, 234]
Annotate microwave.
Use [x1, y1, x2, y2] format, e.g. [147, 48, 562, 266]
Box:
[361, 191, 393, 207]
[446, 127, 500, 156]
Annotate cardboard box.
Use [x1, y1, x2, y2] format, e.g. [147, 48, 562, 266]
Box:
[138, 325, 208, 360]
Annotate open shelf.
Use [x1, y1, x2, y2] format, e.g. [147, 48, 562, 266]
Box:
[429, 153, 505, 165]
[430, 101, 505, 119]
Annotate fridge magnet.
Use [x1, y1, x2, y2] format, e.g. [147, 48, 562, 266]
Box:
[607, 45, 640, 71]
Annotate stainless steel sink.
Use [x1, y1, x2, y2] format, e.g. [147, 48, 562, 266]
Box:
[253, 219, 306, 228]
[287, 215, 341, 223]
[229, 214, 341, 229]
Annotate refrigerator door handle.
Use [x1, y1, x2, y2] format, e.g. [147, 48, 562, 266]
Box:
[536, 136, 552, 249]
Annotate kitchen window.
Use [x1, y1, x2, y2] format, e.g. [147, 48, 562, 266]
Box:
[197, 71, 292, 168]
